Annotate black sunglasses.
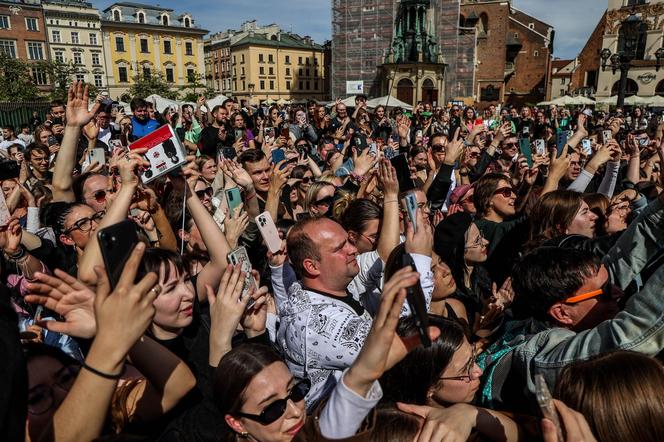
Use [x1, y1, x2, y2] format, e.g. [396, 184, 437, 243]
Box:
[235, 379, 310, 425]
[298, 176, 311, 184]
[315, 195, 334, 206]
[195, 187, 213, 199]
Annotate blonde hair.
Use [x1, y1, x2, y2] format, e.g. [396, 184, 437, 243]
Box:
[304, 181, 335, 214]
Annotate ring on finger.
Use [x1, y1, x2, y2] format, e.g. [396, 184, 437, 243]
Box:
[149, 285, 161, 296]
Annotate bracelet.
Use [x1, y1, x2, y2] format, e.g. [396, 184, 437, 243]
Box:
[4, 245, 26, 262]
[81, 362, 125, 380]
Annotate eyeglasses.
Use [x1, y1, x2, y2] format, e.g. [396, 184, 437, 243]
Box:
[298, 176, 312, 185]
[440, 345, 477, 383]
[563, 277, 618, 304]
[464, 232, 485, 249]
[28, 364, 80, 415]
[296, 143, 308, 148]
[195, 187, 213, 199]
[359, 231, 379, 245]
[503, 142, 518, 148]
[467, 152, 480, 158]
[63, 210, 105, 235]
[493, 187, 515, 198]
[315, 195, 334, 206]
[432, 144, 445, 152]
[235, 379, 310, 425]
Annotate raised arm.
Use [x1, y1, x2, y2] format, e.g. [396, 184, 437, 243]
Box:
[52, 81, 100, 202]
[376, 160, 400, 262]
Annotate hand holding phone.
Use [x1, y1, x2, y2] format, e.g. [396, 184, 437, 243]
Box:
[224, 187, 243, 218]
[401, 253, 431, 348]
[255, 211, 281, 253]
[227, 246, 257, 309]
[403, 192, 418, 232]
[97, 220, 139, 290]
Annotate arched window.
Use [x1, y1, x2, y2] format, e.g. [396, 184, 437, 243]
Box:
[162, 15, 168, 26]
[396, 78, 414, 106]
[113, 10, 120, 21]
[479, 13, 489, 34]
[611, 79, 639, 97]
[137, 12, 145, 24]
[184, 17, 191, 28]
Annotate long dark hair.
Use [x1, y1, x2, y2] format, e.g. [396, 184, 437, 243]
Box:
[213, 343, 283, 420]
[379, 315, 466, 405]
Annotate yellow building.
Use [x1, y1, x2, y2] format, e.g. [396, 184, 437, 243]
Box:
[100, 2, 207, 99]
[230, 32, 326, 104]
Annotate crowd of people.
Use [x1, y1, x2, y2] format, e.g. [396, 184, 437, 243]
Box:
[1, 81, 663, 442]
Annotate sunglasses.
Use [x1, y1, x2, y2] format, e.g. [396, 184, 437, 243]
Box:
[195, 187, 213, 199]
[298, 177, 311, 185]
[493, 187, 515, 198]
[315, 195, 334, 206]
[235, 379, 310, 425]
[467, 152, 480, 158]
[503, 142, 519, 148]
[432, 144, 445, 152]
[564, 277, 617, 304]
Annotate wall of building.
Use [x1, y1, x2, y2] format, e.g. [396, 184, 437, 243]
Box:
[568, 12, 605, 97]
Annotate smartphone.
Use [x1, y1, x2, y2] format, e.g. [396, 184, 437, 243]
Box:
[535, 374, 563, 442]
[369, 142, 378, 157]
[281, 127, 289, 139]
[0, 190, 10, 227]
[416, 129, 423, 138]
[108, 139, 124, 151]
[403, 192, 418, 233]
[383, 147, 395, 160]
[255, 211, 282, 254]
[52, 117, 63, 126]
[88, 147, 106, 166]
[234, 129, 244, 141]
[534, 139, 546, 156]
[224, 187, 243, 218]
[222, 146, 237, 160]
[402, 253, 431, 348]
[264, 127, 275, 138]
[581, 139, 592, 156]
[97, 220, 139, 290]
[556, 131, 568, 156]
[602, 130, 613, 144]
[47, 135, 58, 147]
[389, 154, 416, 192]
[519, 138, 533, 168]
[271, 148, 286, 168]
[522, 125, 530, 135]
[227, 246, 257, 309]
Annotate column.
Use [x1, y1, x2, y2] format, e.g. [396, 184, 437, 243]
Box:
[175, 37, 184, 84]
[153, 35, 161, 68]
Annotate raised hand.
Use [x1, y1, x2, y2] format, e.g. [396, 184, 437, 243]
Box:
[220, 158, 254, 190]
[66, 81, 100, 128]
[444, 128, 464, 166]
[224, 206, 249, 249]
[405, 202, 433, 256]
[352, 147, 379, 177]
[25, 270, 97, 338]
[378, 160, 399, 198]
[83, 119, 100, 142]
[0, 218, 22, 255]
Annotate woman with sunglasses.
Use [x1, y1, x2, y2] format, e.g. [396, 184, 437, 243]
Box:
[303, 181, 336, 218]
[214, 266, 439, 442]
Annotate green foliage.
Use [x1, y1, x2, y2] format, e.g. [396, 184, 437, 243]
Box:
[0, 53, 40, 101]
[129, 70, 179, 100]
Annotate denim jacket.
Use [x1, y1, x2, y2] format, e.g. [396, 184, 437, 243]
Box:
[478, 197, 664, 411]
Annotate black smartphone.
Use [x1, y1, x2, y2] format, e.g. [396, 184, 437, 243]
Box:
[402, 253, 431, 347]
[223, 146, 237, 160]
[97, 220, 139, 290]
[47, 135, 58, 146]
[389, 154, 416, 192]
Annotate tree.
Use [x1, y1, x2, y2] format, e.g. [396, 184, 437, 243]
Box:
[129, 70, 179, 100]
[36, 60, 99, 101]
[180, 72, 216, 102]
[0, 53, 40, 101]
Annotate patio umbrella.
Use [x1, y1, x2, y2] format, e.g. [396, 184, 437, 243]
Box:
[366, 95, 413, 110]
[276, 98, 291, 105]
[646, 95, 664, 107]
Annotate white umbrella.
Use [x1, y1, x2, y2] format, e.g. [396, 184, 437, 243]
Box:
[146, 94, 179, 113]
[548, 95, 595, 106]
[570, 96, 595, 106]
[624, 95, 650, 106]
[646, 95, 664, 107]
[596, 96, 617, 105]
[205, 94, 229, 109]
[276, 98, 291, 105]
[366, 95, 413, 110]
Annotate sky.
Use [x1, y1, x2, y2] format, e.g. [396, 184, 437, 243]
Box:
[91, 0, 606, 59]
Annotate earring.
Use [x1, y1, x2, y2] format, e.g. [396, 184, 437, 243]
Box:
[238, 432, 249, 439]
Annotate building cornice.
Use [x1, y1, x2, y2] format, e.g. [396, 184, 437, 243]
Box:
[101, 20, 208, 36]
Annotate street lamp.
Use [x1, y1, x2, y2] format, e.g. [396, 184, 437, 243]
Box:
[600, 12, 643, 109]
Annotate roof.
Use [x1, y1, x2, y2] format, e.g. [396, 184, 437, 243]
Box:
[510, 7, 553, 31]
[103, 2, 173, 12]
[232, 33, 323, 50]
[552, 59, 574, 69]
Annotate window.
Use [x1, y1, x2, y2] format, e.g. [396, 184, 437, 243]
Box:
[71, 32, 79, 44]
[113, 10, 120, 21]
[118, 66, 128, 82]
[162, 15, 169, 26]
[0, 15, 9, 29]
[306, 57, 310, 65]
[298, 81, 303, 90]
[298, 56, 302, 64]
[115, 36, 125, 51]
[285, 55, 290, 64]
[269, 67, 274, 75]
[142, 66, 150, 78]
[242, 80, 245, 90]
[94, 74, 102, 87]
[314, 69, 318, 77]
[31, 68, 48, 85]
[140, 38, 149, 53]
[534, 50, 539, 57]
[260, 80, 265, 90]
[52, 30, 61, 43]
[0, 40, 16, 58]
[286, 67, 290, 76]
[27, 42, 44, 60]
[76, 74, 85, 83]
[259, 66, 264, 75]
[259, 53, 264, 62]
[26, 17, 38, 31]
[306, 81, 310, 90]
[268, 54, 273, 63]
[241, 66, 245, 75]
[164, 40, 171, 54]
[137, 12, 145, 24]
[54, 50, 64, 63]
[241, 54, 245, 63]
[92, 52, 100, 65]
[185, 41, 193, 56]
[561, 77, 566, 85]
[269, 80, 274, 90]
[528, 23, 535, 30]
[314, 57, 318, 65]
[187, 68, 195, 82]
[165, 67, 174, 82]
[286, 80, 291, 90]
[73, 52, 82, 64]
[90, 33, 97, 45]
[184, 17, 191, 27]
[298, 68, 303, 76]
[314, 81, 318, 90]
[306, 69, 310, 76]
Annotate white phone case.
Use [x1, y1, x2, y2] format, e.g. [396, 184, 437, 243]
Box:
[255, 211, 282, 254]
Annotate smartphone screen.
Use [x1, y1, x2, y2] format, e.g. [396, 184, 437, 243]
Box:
[389, 154, 416, 192]
[97, 220, 139, 290]
[271, 148, 286, 168]
[556, 131, 568, 156]
[519, 138, 533, 168]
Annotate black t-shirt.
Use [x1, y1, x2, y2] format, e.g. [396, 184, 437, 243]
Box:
[199, 125, 228, 158]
